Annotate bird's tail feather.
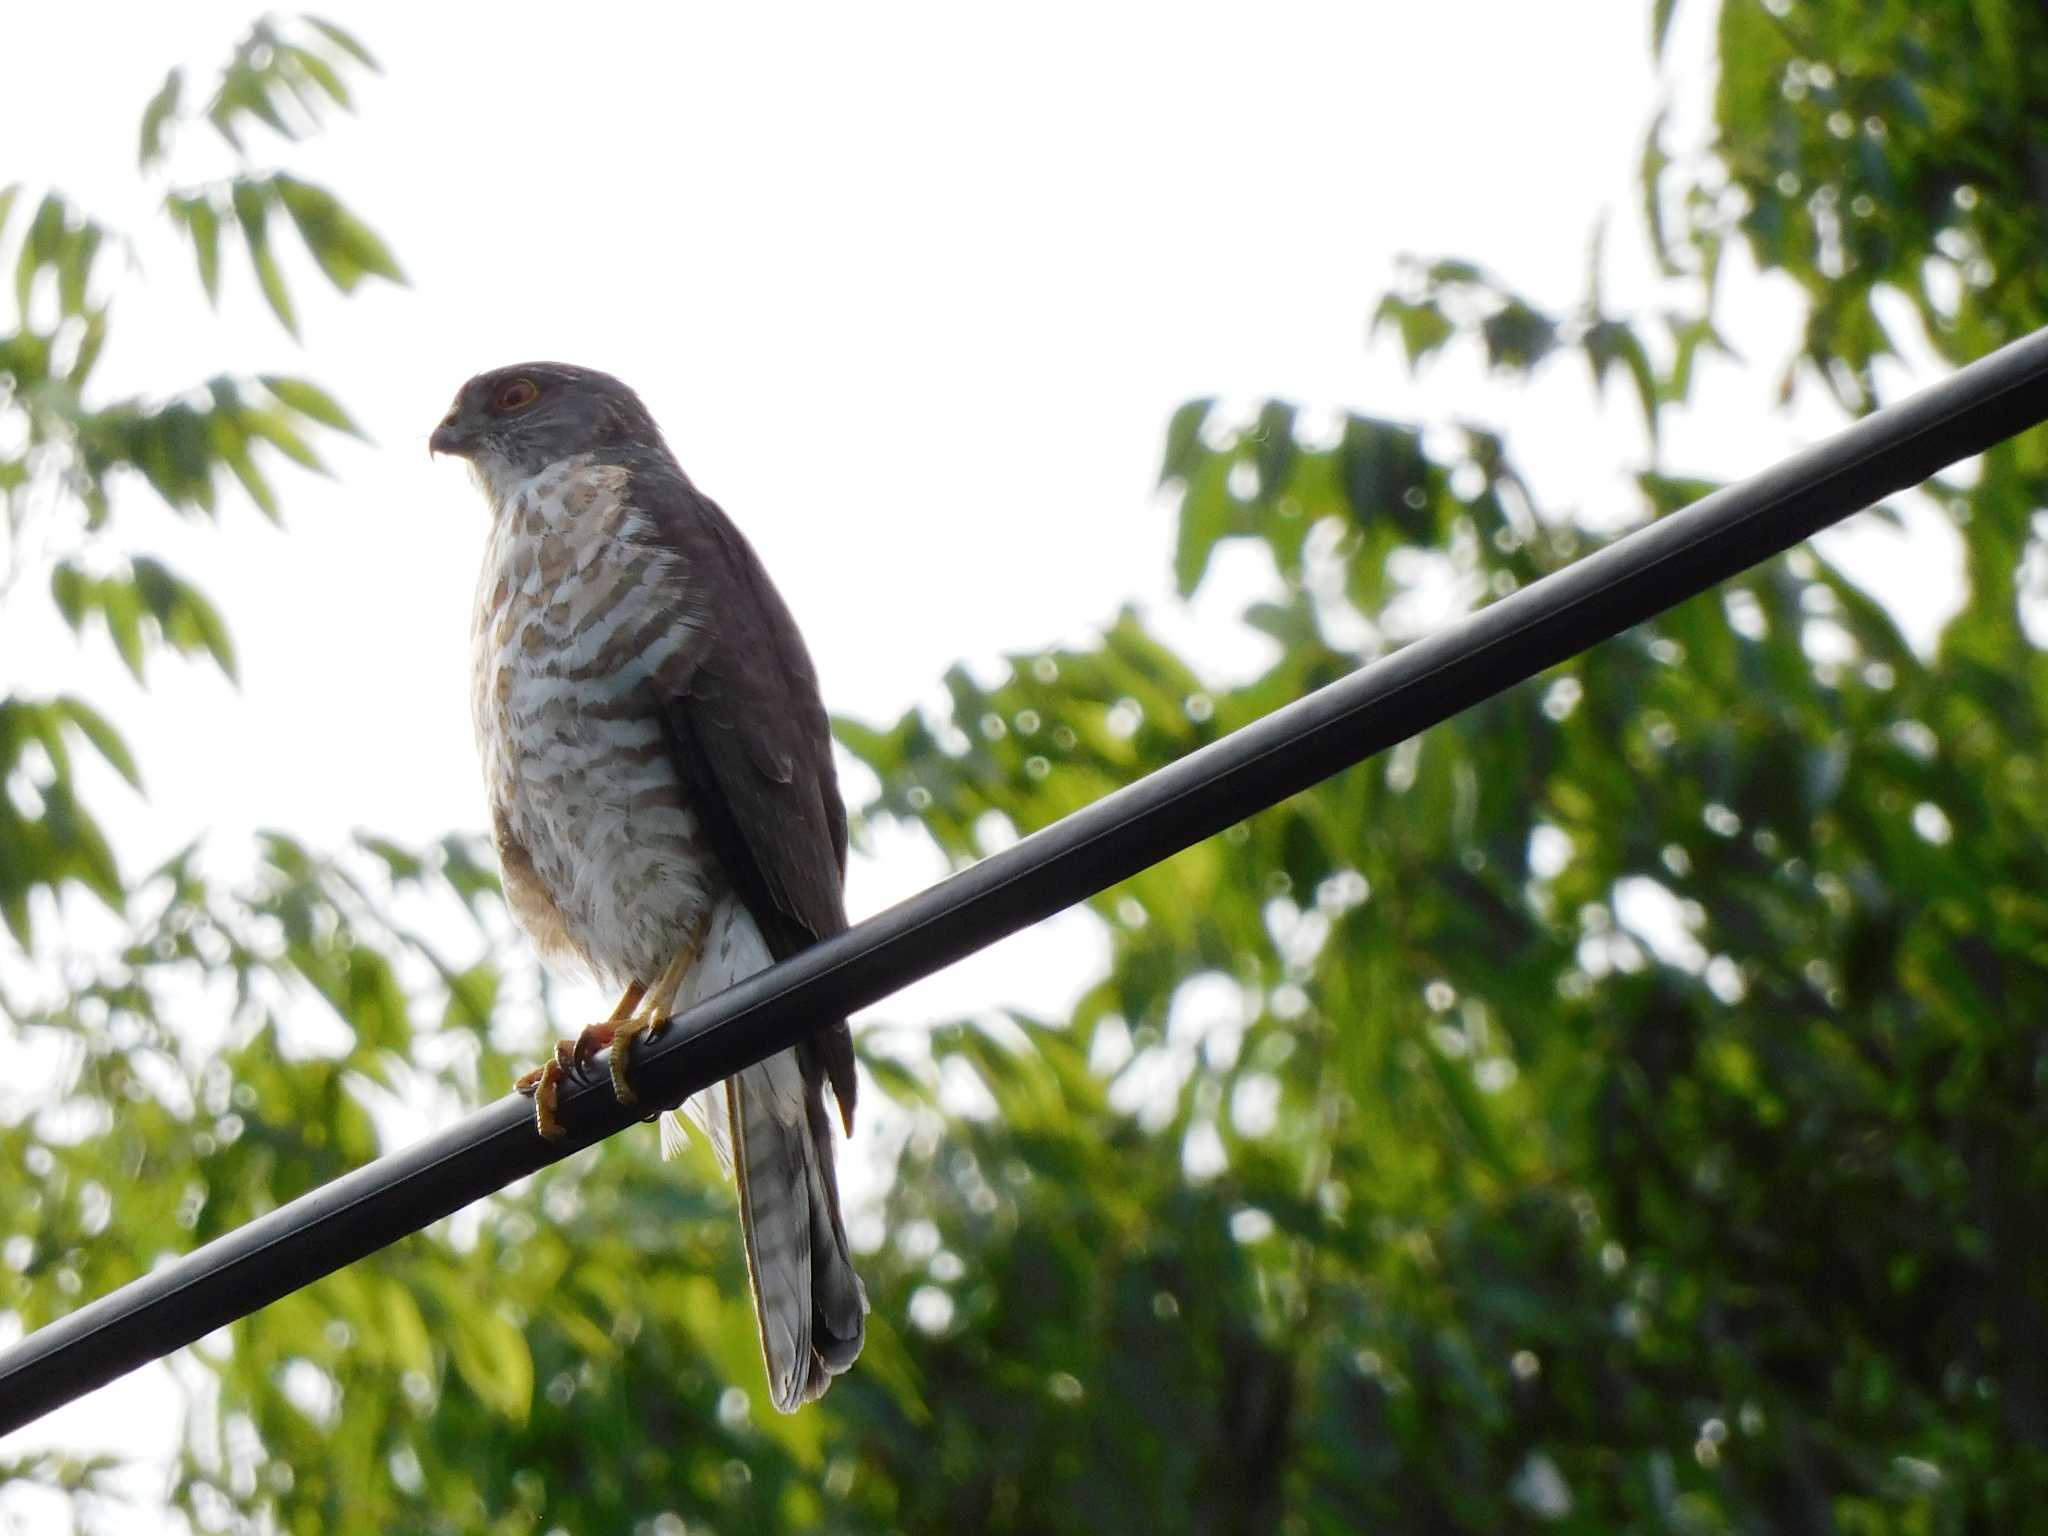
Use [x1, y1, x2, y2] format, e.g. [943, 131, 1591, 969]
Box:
[657, 897, 865, 1410]
[726, 1060, 866, 1408]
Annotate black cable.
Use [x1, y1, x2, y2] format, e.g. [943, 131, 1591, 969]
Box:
[6, 325, 2048, 1436]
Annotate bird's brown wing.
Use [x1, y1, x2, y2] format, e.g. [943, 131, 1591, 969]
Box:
[650, 480, 857, 1128]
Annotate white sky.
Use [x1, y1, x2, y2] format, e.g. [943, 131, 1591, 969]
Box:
[0, 0, 1966, 1519]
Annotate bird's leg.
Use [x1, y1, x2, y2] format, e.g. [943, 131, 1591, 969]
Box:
[598, 930, 702, 1107]
[515, 981, 647, 1139]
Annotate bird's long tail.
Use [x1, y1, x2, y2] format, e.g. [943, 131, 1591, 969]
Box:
[659, 897, 866, 1411]
[726, 1055, 866, 1408]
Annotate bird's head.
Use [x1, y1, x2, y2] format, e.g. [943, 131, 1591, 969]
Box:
[430, 362, 661, 494]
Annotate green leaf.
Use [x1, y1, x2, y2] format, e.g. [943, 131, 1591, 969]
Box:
[100, 581, 147, 680]
[51, 698, 143, 791]
[342, 943, 411, 1057]
[305, 15, 381, 71]
[1172, 455, 1234, 599]
[182, 585, 238, 681]
[260, 375, 362, 436]
[357, 834, 424, 880]
[231, 179, 296, 336]
[378, 1280, 434, 1379]
[49, 563, 87, 631]
[139, 68, 183, 168]
[16, 193, 65, 315]
[861, 1051, 932, 1107]
[1157, 397, 1213, 486]
[246, 409, 324, 471]
[171, 194, 223, 304]
[1338, 415, 1431, 538]
[284, 44, 351, 110]
[70, 310, 108, 387]
[273, 174, 406, 291]
[440, 963, 499, 1033]
[56, 223, 102, 317]
[446, 1302, 533, 1423]
[1584, 320, 1661, 450]
[1372, 293, 1456, 369]
[0, 885, 29, 947]
[130, 558, 238, 681]
[1652, 0, 1679, 58]
[1640, 107, 1672, 274]
[1249, 399, 1298, 508]
[220, 438, 279, 520]
[1479, 298, 1557, 373]
[42, 779, 124, 911]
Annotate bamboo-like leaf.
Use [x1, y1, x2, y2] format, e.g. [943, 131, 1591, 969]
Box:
[16, 193, 65, 315]
[70, 310, 108, 386]
[246, 409, 324, 471]
[129, 556, 178, 623]
[174, 194, 223, 304]
[49, 563, 88, 630]
[52, 697, 143, 791]
[100, 581, 147, 680]
[138, 69, 183, 168]
[231, 179, 296, 336]
[1652, 0, 1679, 58]
[305, 16, 380, 71]
[0, 883, 29, 946]
[221, 438, 280, 521]
[260, 375, 362, 436]
[181, 585, 238, 682]
[130, 558, 238, 681]
[46, 783, 125, 911]
[274, 175, 406, 290]
[377, 1281, 434, 1379]
[56, 224, 101, 317]
[285, 44, 351, 109]
[445, 1301, 533, 1423]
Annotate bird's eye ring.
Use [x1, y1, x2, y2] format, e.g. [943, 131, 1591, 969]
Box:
[494, 379, 540, 413]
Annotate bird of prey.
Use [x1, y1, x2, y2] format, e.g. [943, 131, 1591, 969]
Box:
[429, 362, 865, 1411]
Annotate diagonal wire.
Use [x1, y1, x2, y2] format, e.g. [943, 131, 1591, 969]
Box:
[6, 325, 2048, 1437]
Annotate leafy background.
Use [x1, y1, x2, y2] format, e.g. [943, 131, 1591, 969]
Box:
[6, 2, 2048, 1531]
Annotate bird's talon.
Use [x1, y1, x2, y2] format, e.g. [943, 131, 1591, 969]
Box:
[516, 1058, 568, 1139]
[614, 1012, 676, 1105]
[513, 952, 693, 1137]
[571, 1023, 616, 1072]
[608, 1022, 644, 1106]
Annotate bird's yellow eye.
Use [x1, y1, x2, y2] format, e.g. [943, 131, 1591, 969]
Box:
[494, 379, 539, 413]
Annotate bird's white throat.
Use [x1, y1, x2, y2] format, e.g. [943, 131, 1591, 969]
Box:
[469, 451, 593, 516]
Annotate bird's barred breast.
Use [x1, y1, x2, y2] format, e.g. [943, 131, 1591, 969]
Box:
[470, 456, 718, 987]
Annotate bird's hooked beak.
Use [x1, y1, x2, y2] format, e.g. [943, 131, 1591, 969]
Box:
[428, 405, 473, 460]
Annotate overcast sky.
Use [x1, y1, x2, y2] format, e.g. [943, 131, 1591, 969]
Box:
[3, 0, 1961, 1511]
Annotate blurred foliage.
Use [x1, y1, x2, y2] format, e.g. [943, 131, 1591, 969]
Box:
[9, 3, 2048, 1534]
[0, 11, 393, 950]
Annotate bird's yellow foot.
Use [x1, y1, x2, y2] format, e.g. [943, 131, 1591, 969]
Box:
[514, 1038, 581, 1139]
[514, 982, 648, 1139]
[582, 934, 702, 1112]
[512, 934, 699, 1137]
[514, 1015, 658, 1134]
[571, 1014, 666, 1106]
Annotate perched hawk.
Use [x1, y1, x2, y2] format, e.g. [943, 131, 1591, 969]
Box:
[429, 363, 865, 1411]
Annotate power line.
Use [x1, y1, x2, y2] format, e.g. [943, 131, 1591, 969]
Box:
[6, 325, 2048, 1436]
